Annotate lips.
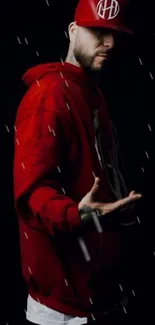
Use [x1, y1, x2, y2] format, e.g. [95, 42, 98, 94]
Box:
[97, 54, 109, 60]
[98, 54, 109, 58]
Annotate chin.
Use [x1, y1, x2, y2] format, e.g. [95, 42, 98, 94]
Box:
[92, 64, 104, 72]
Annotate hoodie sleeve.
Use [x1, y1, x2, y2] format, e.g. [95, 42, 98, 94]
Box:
[13, 81, 82, 235]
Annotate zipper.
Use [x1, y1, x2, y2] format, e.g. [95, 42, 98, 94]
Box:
[94, 135, 103, 170]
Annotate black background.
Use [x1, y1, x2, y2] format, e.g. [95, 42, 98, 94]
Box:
[2, 0, 155, 324]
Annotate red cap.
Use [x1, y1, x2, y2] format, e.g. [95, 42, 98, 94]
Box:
[74, 0, 134, 34]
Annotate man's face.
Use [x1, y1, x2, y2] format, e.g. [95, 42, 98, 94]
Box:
[73, 25, 115, 73]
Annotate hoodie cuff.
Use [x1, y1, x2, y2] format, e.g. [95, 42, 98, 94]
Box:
[67, 204, 82, 231]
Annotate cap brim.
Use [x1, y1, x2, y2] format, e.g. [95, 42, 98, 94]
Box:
[75, 21, 134, 35]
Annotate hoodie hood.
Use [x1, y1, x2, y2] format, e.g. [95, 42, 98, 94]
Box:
[22, 62, 96, 89]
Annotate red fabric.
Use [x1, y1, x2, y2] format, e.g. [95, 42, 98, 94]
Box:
[13, 62, 120, 317]
[74, 0, 134, 34]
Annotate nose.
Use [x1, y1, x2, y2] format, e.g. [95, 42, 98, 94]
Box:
[102, 34, 115, 50]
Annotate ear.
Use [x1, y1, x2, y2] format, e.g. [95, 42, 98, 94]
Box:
[68, 21, 78, 42]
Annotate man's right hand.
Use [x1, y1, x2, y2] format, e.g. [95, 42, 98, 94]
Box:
[78, 177, 143, 218]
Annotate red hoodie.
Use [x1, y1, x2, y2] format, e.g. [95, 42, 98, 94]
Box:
[13, 62, 128, 318]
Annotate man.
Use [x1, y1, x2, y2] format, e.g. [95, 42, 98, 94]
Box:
[13, 0, 143, 324]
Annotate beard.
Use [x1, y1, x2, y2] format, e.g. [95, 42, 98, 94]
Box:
[73, 44, 110, 82]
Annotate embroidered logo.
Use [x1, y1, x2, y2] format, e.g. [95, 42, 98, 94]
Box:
[96, 0, 120, 20]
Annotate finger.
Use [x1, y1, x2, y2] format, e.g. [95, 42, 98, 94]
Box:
[90, 177, 100, 196]
[129, 191, 143, 198]
[113, 194, 142, 210]
[129, 190, 136, 197]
